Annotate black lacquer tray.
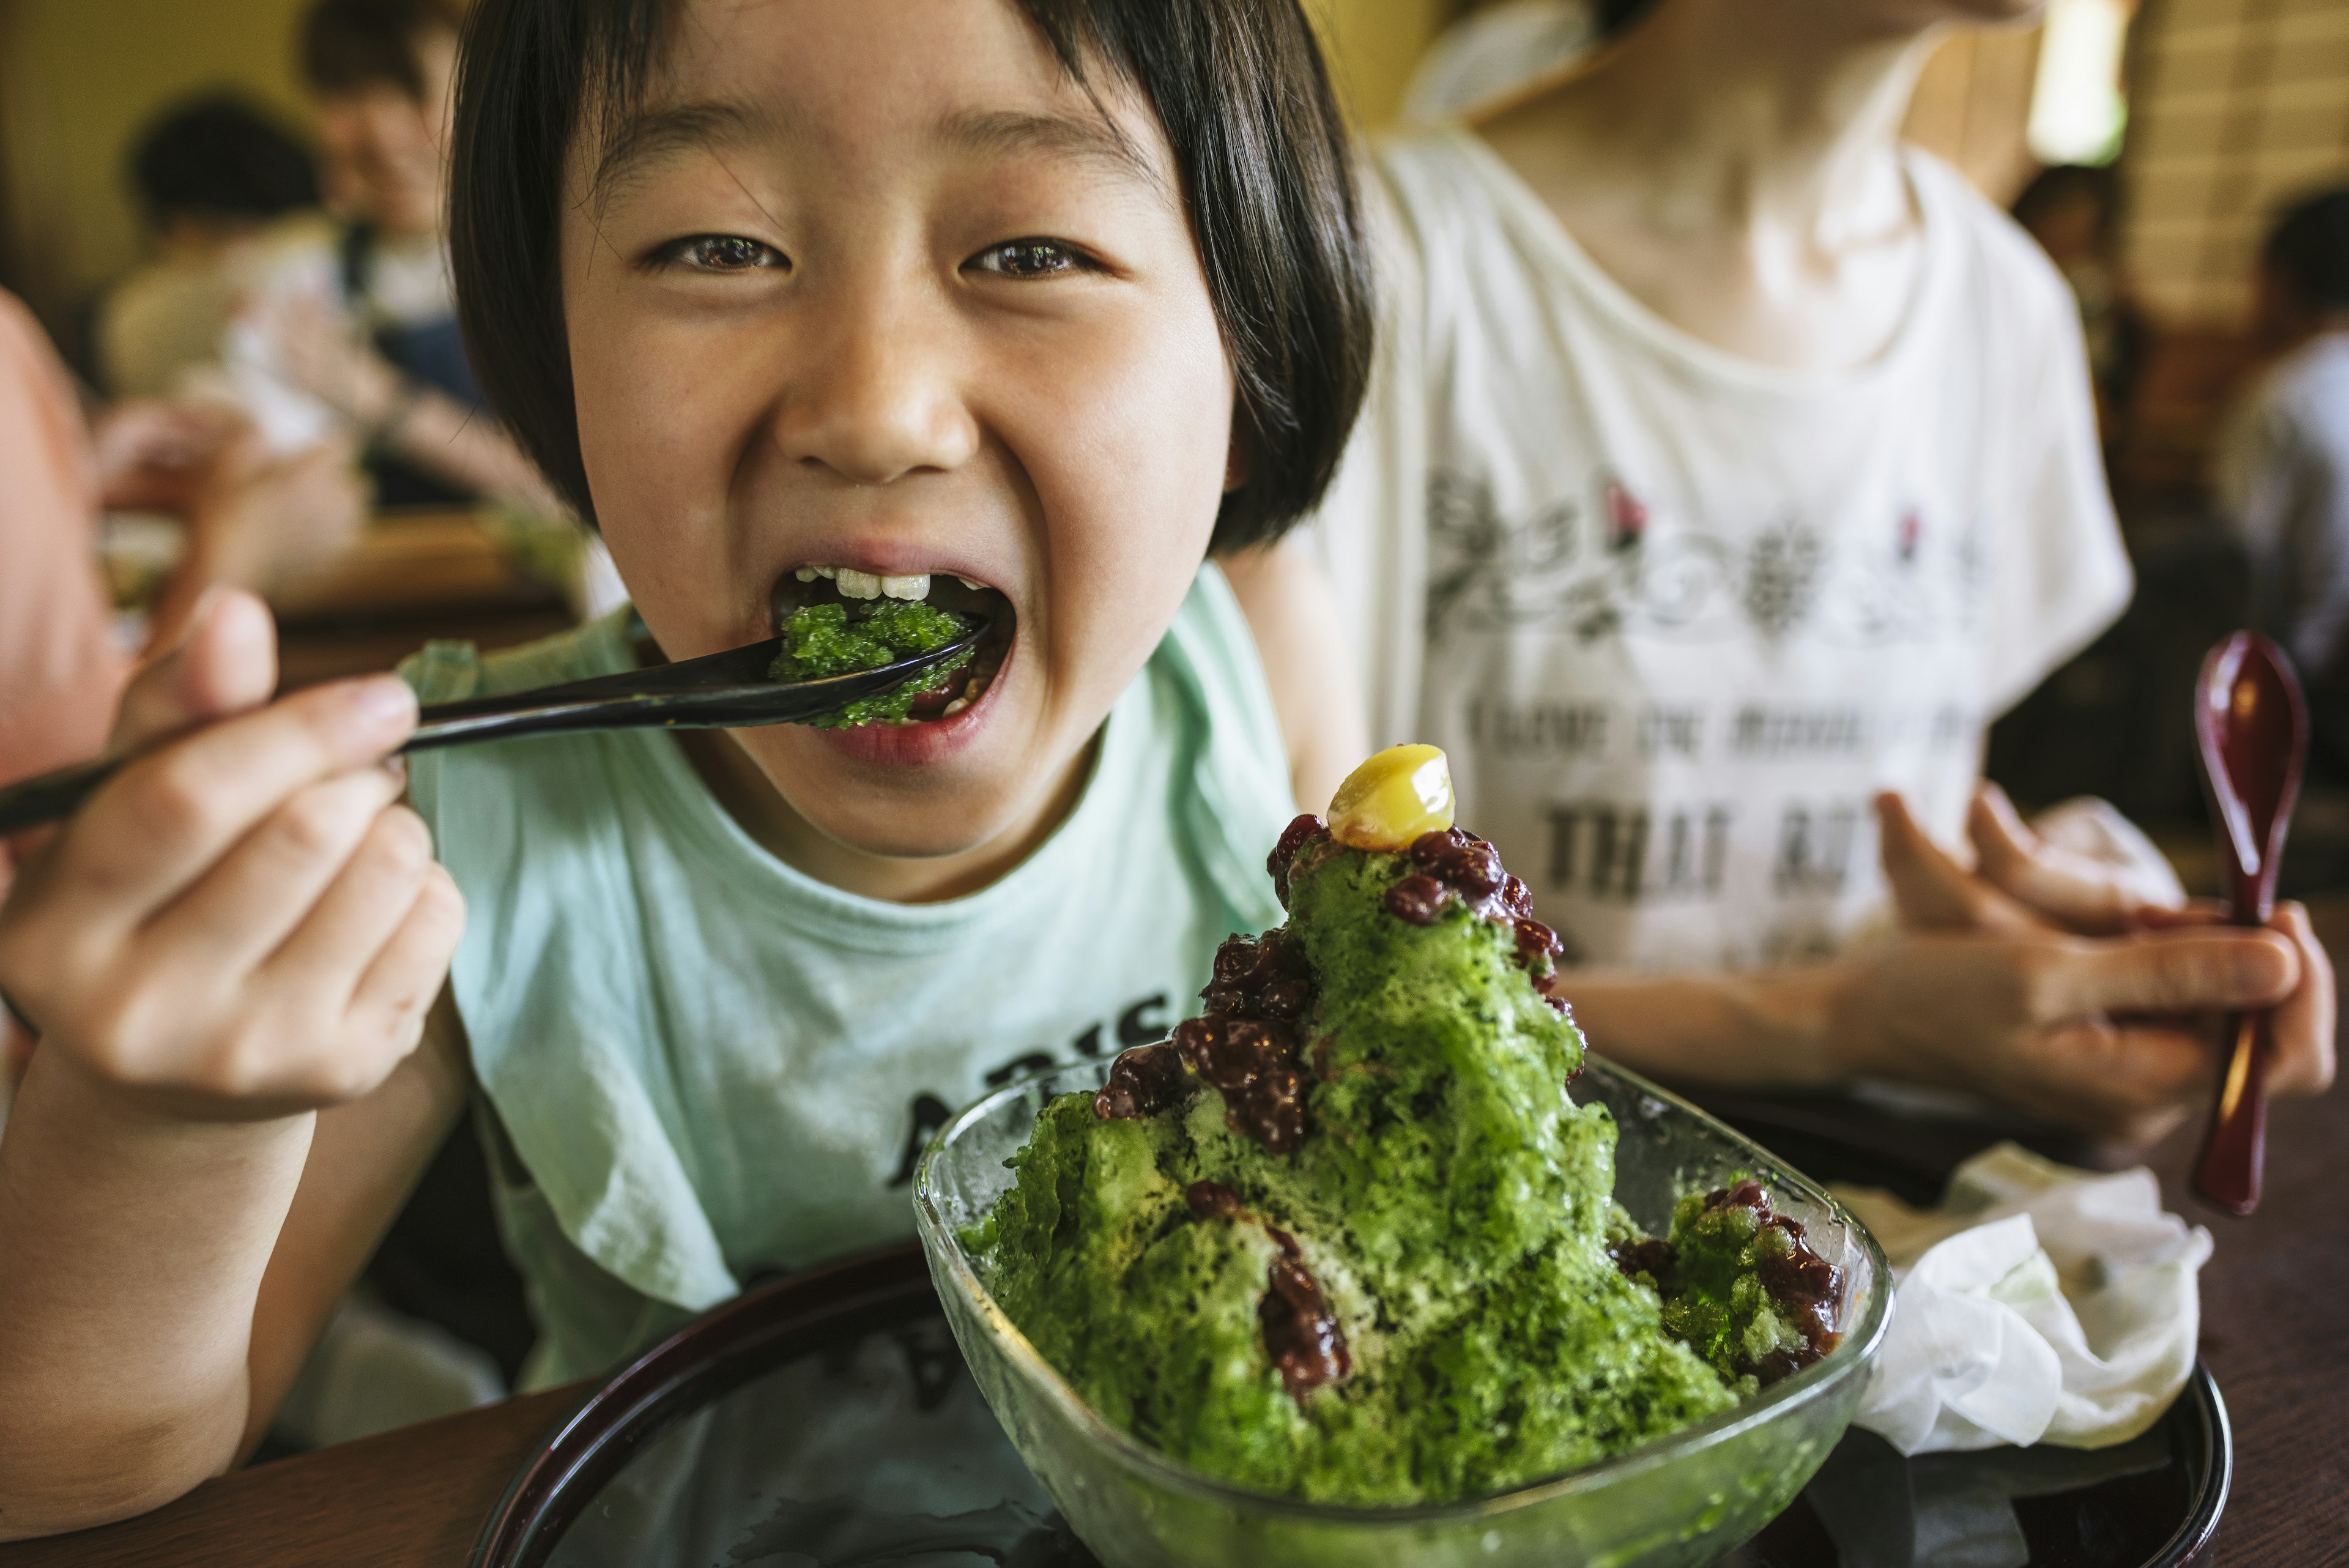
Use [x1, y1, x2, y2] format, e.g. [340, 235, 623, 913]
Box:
[470, 1107, 2230, 1568]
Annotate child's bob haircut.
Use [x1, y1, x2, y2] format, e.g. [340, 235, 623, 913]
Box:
[447, 0, 1375, 554]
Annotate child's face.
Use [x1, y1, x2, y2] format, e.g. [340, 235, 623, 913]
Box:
[562, 0, 1236, 868]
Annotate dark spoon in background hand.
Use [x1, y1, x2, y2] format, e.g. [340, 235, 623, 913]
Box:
[0, 615, 990, 838]
[2191, 631, 2307, 1217]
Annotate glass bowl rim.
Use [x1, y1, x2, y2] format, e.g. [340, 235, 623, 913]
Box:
[912, 1053, 1893, 1525]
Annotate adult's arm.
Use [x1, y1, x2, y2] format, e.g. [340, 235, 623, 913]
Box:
[1220, 537, 1371, 816]
[269, 297, 561, 512]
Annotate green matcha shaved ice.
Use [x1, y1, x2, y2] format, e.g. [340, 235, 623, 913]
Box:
[1639, 1180, 1845, 1389]
[769, 600, 973, 728]
[968, 819, 1844, 1506]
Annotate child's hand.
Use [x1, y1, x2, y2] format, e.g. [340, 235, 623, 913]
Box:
[0, 591, 464, 1123]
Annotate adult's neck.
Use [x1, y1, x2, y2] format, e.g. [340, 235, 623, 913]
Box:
[1478, 0, 1956, 370]
[1487, 0, 1940, 243]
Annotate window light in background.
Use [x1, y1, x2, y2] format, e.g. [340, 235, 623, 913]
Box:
[2028, 0, 2134, 168]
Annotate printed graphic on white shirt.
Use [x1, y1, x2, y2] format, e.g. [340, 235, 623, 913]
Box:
[1312, 130, 2131, 973]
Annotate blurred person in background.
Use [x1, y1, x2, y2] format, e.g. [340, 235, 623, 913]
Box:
[1308, 0, 2335, 1143]
[261, 0, 558, 511]
[2220, 186, 2349, 780]
[2013, 162, 2147, 455]
[97, 95, 327, 404]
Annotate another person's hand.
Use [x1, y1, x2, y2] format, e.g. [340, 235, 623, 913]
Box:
[266, 295, 407, 433]
[1850, 791, 2335, 1143]
[1883, 783, 2189, 936]
[88, 399, 242, 513]
[186, 429, 368, 596]
[0, 592, 463, 1123]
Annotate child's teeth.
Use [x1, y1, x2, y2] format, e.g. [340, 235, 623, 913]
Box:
[836, 568, 882, 600]
[942, 696, 971, 716]
[956, 576, 984, 591]
[794, 567, 818, 582]
[881, 574, 931, 601]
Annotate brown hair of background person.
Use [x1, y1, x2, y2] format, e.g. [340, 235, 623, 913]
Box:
[301, 0, 468, 100]
[445, 0, 1376, 553]
[129, 95, 319, 234]
[2261, 186, 2349, 340]
[2011, 162, 2147, 451]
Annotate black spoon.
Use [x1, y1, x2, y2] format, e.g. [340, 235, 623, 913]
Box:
[0, 615, 990, 837]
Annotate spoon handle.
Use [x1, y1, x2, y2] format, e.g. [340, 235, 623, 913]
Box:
[0, 757, 119, 838]
[2194, 1009, 2269, 1216]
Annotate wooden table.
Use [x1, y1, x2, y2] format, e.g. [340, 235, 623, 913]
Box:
[7, 1075, 2340, 1568]
[268, 509, 575, 689]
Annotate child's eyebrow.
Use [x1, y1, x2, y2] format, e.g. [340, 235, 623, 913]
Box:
[590, 97, 773, 204]
[588, 98, 1168, 208]
[933, 108, 1169, 201]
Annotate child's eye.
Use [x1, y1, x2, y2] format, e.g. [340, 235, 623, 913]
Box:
[657, 234, 787, 273]
[967, 239, 1094, 279]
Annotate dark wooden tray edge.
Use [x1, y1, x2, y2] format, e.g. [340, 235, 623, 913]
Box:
[467, 1243, 935, 1568]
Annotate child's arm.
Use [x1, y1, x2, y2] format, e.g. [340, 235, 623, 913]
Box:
[1219, 538, 1370, 816]
[0, 592, 466, 1537]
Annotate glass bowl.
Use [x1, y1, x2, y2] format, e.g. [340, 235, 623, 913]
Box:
[914, 1056, 1890, 1568]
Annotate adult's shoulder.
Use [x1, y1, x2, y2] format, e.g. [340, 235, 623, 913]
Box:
[1361, 127, 1509, 255]
[1903, 146, 2079, 338]
[1351, 127, 1527, 356]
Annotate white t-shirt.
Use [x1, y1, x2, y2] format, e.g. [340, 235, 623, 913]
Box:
[1309, 129, 2131, 972]
[1401, 0, 1600, 125]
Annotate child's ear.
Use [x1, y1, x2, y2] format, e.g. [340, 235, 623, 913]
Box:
[1223, 428, 1253, 494]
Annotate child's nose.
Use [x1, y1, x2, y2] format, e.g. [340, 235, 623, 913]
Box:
[770, 304, 981, 486]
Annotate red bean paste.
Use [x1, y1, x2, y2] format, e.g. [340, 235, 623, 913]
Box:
[1186, 1180, 1351, 1403]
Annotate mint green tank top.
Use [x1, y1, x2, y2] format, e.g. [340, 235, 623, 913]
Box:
[404, 567, 1294, 1389]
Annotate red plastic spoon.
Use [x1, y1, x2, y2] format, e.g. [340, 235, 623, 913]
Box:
[2191, 631, 2307, 1216]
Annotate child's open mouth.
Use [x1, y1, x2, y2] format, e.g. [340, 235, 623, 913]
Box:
[770, 567, 1016, 727]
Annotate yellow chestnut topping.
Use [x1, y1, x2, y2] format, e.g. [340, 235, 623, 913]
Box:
[1328, 744, 1455, 852]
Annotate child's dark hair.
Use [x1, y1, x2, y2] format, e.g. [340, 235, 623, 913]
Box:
[447, 0, 1374, 552]
[300, 0, 466, 101]
[130, 95, 318, 228]
[2265, 187, 2349, 319]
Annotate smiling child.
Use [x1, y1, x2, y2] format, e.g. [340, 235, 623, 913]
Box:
[0, 0, 1370, 1535]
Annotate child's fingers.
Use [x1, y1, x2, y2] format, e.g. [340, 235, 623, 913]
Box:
[139, 770, 412, 987]
[2265, 902, 2337, 1098]
[55, 675, 418, 920]
[110, 589, 278, 754]
[256, 805, 437, 998]
[340, 865, 466, 1060]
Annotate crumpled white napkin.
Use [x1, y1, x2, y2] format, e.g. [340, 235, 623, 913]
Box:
[1833, 1142, 2211, 1456]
